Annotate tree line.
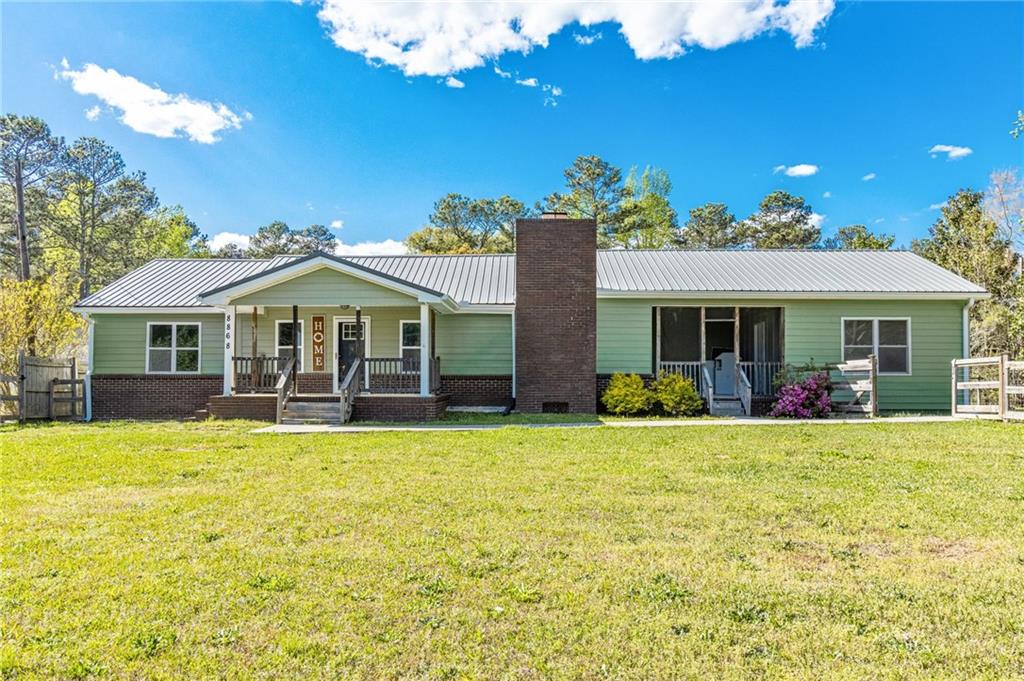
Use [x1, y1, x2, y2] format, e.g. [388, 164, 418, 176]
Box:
[405, 155, 898, 254]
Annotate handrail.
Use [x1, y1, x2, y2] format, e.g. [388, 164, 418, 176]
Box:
[736, 361, 783, 396]
[338, 357, 361, 423]
[701, 364, 715, 414]
[736, 364, 752, 416]
[275, 356, 297, 424]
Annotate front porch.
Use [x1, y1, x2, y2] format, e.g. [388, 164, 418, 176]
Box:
[655, 306, 785, 416]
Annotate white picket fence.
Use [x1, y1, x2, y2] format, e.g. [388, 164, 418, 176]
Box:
[951, 354, 1023, 421]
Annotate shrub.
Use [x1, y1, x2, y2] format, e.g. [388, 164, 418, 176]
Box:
[770, 371, 833, 419]
[651, 372, 703, 416]
[601, 373, 652, 415]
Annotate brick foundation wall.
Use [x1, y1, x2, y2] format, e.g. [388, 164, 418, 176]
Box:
[207, 395, 277, 421]
[91, 374, 222, 419]
[514, 216, 597, 413]
[352, 394, 450, 421]
[440, 375, 513, 406]
[297, 372, 333, 394]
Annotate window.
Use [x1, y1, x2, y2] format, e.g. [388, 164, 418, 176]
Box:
[400, 320, 421, 370]
[147, 323, 200, 373]
[842, 318, 910, 375]
[276, 320, 303, 371]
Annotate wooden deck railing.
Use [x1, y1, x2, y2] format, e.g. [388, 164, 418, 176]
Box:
[736, 365, 752, 416]
[234, 356, 287, 393]
[338, 358, 361, 423]
[737, 361, 784, 396]
[362, 357, 441, 394]
[657, 361, 703, 393]
[275, 356, 297, 424]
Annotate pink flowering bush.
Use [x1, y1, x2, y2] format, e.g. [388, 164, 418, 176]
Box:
[769, 371, 833, 418]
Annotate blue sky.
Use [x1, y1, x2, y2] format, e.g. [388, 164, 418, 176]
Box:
[2, 1, 1022, 253]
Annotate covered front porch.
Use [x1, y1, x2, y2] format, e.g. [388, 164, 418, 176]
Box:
[655, 305, 785, 415]
[197, 253, 457, 423]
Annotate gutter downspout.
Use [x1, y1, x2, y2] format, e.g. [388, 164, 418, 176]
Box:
[84, 313, 94, 422]
[510, 309, 516, 405]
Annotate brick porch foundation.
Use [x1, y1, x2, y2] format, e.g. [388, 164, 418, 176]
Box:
[90, 374, 222, 419]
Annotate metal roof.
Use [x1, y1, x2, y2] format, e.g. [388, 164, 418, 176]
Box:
[595, 250, 987, 295]
[76, 249, 985, 310]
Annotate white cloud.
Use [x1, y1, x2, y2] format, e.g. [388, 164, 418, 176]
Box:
[493, 64, 511, 78]
[84, 105, 102, 121]
[809, 212, 825, 230]
[822, 191, 832, 198]
[929, 202, 947, 211]
[516, 77, 539, 87]
[317, 1, 835, 77]
[773, 163, 819, 177]
[929, 144, 973, 160]
[862, 172, 876, 181]
[573, 31, 603, 45]
[335, 238, 407, 256]
[210, 232, 251, 250]
[330, 219, 344, 229]
[873, 218, 885, 224]
[541, 83, 563, 96]
[57, 62, 249, 144]
[444, 75, 465, 88]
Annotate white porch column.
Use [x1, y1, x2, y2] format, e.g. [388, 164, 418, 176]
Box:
[223, 306, 236, 396]
[420, 302, 430, 396]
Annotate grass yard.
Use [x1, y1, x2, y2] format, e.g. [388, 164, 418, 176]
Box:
[1, 420, 1022, 679]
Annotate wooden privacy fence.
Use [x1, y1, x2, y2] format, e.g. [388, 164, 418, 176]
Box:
[952, 354, 1024, 421]
[0, 353, 85, 423]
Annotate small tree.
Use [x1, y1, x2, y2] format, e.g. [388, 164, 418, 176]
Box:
[740, 191, 820, 248]
[0, 271, 83, 375]
[678, 202, 741, 248]
[823, 225, 895, 250]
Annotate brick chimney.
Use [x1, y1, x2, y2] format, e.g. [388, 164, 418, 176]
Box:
[514, 214, 597, 413]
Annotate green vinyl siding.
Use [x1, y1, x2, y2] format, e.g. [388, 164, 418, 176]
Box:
[434, 314, 513, 375]
[91, 313, 224, 375]
[596, 297, 966, 412]
[235, 306, 420, 375]
[783, 300, 964, 412]
[233, 267, 416, 307]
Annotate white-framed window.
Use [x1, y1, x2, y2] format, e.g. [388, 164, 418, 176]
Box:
[842, 318, 911, 375]
[399, 320, 421, 370]
[276, 320, 303, 371]
[146, 322, 201, 373]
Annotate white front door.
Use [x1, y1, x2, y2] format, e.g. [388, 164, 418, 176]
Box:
[715, 351, 736, 396]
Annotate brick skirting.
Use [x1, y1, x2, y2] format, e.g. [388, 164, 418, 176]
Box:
[440, 375, 513, 406]
[352, 393, 450, 421]
[91, 374, 222, 420]
[207, 395, 277, 421]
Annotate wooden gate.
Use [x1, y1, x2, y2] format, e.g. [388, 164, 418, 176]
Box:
[0, 353, 85, 423]
[829, 356, 878, 416]
[952, 354, 1024, 421]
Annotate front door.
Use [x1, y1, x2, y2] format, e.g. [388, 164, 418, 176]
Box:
[336, 320, 367, 388]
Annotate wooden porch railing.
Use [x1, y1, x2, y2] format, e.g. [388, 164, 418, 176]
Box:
[234, 356, 288, 393]
[701, 364, 715, 412]
[737, 361, 784, 396]
[657, 361, 703, 393]
[338, 358, 361, 423]
[361, 357, 441, 394]
[736, 365, 752, 416]
[275, 356, 297, 424]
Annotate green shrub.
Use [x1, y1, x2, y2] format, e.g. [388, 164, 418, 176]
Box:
[651, 372, 703, 416]
[601, 373, 652, 415]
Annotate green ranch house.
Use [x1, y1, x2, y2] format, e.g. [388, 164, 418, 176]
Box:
[72, 215, 987, 423]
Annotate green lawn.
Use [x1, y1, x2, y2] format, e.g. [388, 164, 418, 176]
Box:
[1, 420, 1022, 679]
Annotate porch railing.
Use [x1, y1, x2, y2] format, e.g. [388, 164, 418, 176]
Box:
[362, 357, 442, 394]
[275, 356, 297, 424]
[657, 361, 703, 393]
[234, 355, 288, 393]
[737, 361, 783, 396]
[338, 358, 361, 423]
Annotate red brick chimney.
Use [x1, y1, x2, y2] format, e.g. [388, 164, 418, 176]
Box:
[514, 214, 597, 413]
